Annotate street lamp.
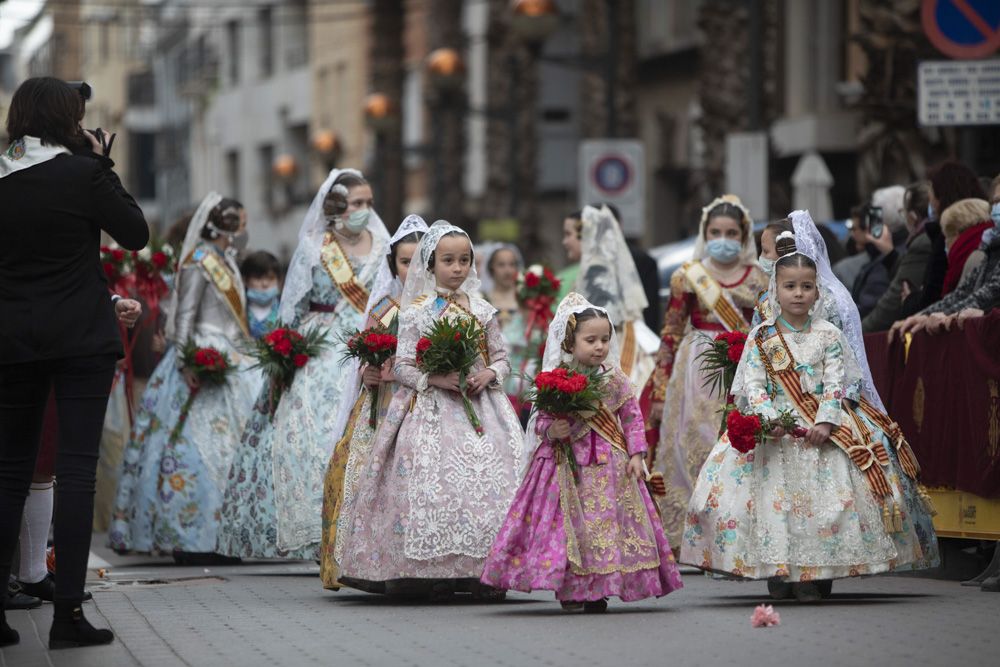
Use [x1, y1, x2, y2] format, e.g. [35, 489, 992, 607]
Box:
[363, 93, 399, 206]
[426, 47, 466, 90]
[510, 0, 560, 47]
[311, 130, 342, 169]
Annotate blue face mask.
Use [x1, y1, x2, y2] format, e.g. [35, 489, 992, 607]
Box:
[927, 203, 936, 222]
[991, 202, 1000, 227]
[758, 256, 776, 276]
[246, 286, 279, 306]
[706, 238, 742, 263]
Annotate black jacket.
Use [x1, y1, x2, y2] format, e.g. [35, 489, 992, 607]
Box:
[627, 240, 662, 332]
[0, 152, 149, 365]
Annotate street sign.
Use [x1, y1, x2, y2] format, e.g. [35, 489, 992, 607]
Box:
[922, 0, 1000, 60]
[917, 59, 1000, 126]
[578, 140, 645, 237]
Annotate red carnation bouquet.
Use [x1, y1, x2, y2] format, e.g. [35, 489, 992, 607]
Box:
[527, 365, 607, 478]
[100, 244, 134, 296]
[170, 341, 234, 444]
[248, 326, 330, 418]
[697, 330, 749, 431]
[517, 263, 561, 347]
[131, 239, 176, 322]
[725, 409, 807, 454]
[341, 325, 398, 427]
[415, 316, 486, 435]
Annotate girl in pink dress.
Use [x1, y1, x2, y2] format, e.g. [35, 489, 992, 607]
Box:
[481, 292, 683, 611]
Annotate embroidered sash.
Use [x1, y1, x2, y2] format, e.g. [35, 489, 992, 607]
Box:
[619, 321, 637, 377]
[754, 326, 893, 499]
[320, 233, 370, 314]
[188, 248, 250, 338]
[682, 261, 749, 332]
[369, 296, 400, 329]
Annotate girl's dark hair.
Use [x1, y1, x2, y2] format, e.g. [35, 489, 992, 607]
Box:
[566, 210, 584, 239]
[241, 251, 281, 281]
[704, 202, 748, 240]
[774, 235, 818, 275]
[561, 308, 612, 352]
[201, 197, 244, 239]
[928, 161, 985, 212]
[763, 219, 792, 239]
[6, 77, 86, 151]
[427, 230, 472, 269]
[388, 231, 425, 277]
[323, 173, 370, 216]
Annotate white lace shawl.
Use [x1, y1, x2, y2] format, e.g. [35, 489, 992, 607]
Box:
[577, 205, 647, 325]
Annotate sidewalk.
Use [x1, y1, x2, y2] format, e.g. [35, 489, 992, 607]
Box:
[3, 537, 998, 667]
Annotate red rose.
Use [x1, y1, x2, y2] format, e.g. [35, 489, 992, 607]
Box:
[416, 337, 432, 353]
[274, 338, 293, 356]
[543, 267, 555, 281]
[453, 332, 461, 341]
[524, 272, 540, 288]
[726, 343, 744, 364]
[100, 246, 111, 254]
[293, 353, 309, 368]
[151, 251, 169, 269]
[111, 248, 126, 262]
[103, 262, 117, 278]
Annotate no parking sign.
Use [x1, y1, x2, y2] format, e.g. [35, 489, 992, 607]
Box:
[579, 140, 645, 236]
[922, 0, 1000, 59]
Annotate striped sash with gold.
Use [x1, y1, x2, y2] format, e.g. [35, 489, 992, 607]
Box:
[368, 295, 400, 329]
[188, 248, 250, 338]
[320, 233, 370, 314]
[682, 261, 748, 332]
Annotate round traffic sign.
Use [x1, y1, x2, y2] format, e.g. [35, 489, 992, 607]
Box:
[922, 0, 1000, 60]
[591, 155, 632, 196]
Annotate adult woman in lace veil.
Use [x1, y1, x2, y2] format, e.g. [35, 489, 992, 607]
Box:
[217, 169, 390, 561]
[643, 194, 768, 547]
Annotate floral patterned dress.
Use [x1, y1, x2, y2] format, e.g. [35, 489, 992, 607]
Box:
[481, 368, 683, 602]
[646, 261, 768, 546]
[679, 320, 939, 580]
[336, 293, 526, 587]
[217, 238, 386, 560]
[109, 244, 261, 553]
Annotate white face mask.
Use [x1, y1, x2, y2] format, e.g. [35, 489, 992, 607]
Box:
[706, 238, 742, 263]
[344, 208, 370, 233]
[758, 255, 776, 276]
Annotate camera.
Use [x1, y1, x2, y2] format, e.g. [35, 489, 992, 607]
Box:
[66, 81, 92, 102]
[863, 205, 885, 239]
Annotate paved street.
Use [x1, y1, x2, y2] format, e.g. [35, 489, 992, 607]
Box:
[2, 537, 997, 667]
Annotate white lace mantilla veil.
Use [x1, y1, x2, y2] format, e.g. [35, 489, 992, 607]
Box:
[277, 168, 390, 324]
[692, 194, 758, 266]
[477, 242, 525, 297]
[329, 214, 430, 446]
[400, 220, 482, 308]
[731, 242, 864, 409]
[164, 191, 223, 342]
[523, 292, 622, 458]
[578, 205, 647, 325]
[788, 210, 885, 411]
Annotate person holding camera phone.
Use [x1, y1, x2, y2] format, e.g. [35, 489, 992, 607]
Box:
[0, 77, 148, 650]
[841, 186, 908, 319]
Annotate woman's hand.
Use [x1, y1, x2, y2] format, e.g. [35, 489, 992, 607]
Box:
[82, 128, 112, 156]
[626, 453, 645, 480]
[921, 312, 951, 335]
[865, 229, 894, 256]
[379, 356, 396, 383]
[465, 369, 497, 396]
[181, 368, 201, 392]
[114, 297, 143, 328]
[955, 308, 984, 329]
[547, 419, 571, 441]
[889, 314, 924, 343]
[361, 364, 381, 388]
[806, 422, 832, 447]
[429, 371, 461, 393]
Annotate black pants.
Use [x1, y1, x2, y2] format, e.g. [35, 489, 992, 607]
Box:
[0, 355, 116, 603]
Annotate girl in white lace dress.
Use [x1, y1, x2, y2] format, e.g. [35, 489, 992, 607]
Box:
[337, 221, 526, 600]
[680, 233, 938, 602]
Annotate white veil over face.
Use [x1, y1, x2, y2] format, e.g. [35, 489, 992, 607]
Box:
[277, 168, 390, 324]
[577, 205, 647, 325]
[400, 220, 481, 308]
[788, 210, 885, 411]
[692, 194, 758, 265]
[477, 242, 525, 297]
[164, 191, 223, 341]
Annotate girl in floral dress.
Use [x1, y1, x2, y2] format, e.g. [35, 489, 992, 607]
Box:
[337, 221, 526, 600]
[216, 169, 389, 560]
[680, 232, 939, 602]
[481, 293, 683, 611]
[320, 214, 427, 588]
[109, 194, 261, 558]
[644, 195, 769, 547]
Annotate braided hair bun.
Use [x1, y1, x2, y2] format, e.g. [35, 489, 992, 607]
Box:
[775, 230, 797, 257]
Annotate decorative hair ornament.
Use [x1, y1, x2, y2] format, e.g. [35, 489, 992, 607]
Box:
[774, 230, 799, 258]
[699, 193, 751, 228]
[331, 183, 349, 198]
[561, 313, 578, 353]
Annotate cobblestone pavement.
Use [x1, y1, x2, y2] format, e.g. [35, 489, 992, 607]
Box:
[3, 539, 997, 667]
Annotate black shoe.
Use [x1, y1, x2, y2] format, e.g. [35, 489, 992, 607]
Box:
[583, 598, 609, 614]
[172, 551, 242, 567]
[766, 578, 793, 600]
[18, 574, 92, 603]
[49, 602, 114, 650]
[1, 609, 19, 647]
[6, 580, 42, 610]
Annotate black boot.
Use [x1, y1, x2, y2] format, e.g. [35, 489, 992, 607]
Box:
[1, 606, 19, 647]
[49, 601, 113, 650]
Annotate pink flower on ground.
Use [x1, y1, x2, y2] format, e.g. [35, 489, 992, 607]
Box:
[751, 604, 781, 628]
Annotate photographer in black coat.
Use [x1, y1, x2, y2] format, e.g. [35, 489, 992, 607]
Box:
[0, 77, 148, 650]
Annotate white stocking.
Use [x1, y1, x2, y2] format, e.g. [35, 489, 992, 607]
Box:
[17, 481, 53, 584]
